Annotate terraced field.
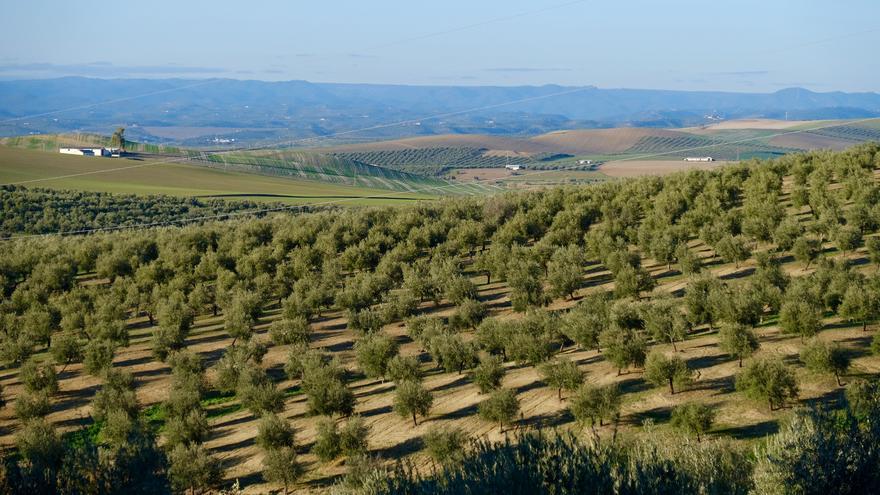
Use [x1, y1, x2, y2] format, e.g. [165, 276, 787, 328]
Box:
[624, 134, 798, 160]
[331, 147, 572, 176]
[188, 149, 451, 193]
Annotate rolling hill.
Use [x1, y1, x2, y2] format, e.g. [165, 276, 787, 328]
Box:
[2, 78, 880, 144]
[318, 119, 880, 176]
[0, 133, 508, 196]
[0, 144, 447, 206]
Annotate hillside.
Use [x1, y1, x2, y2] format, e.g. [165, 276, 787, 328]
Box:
[2, 144, 880, 493]
[319, 120, 880, 177]
[0, 146, 440, 206]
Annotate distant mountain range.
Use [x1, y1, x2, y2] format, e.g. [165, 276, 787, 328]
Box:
[2, 77, 879, 145]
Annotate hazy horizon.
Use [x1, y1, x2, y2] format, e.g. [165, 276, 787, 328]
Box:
[2, 0, 878, 93]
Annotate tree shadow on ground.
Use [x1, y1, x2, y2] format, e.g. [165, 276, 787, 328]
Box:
[54, 383, 102, 412]
[523, 409, 573, 430]
[325, 339, 354, 353]
[687, 353, 730, 371]
[132, 366, 170, 380]
[627, 406, 672, 426]
[183, 331, 229, 348]
[113, 354, 156, 368]
[432, 402, 479, 422]
[572, 354, 603, 367]
[429, 374, 471, 393]
[213, 413, 255, 430]
[618, 376, 650, 395]
[374, 436, 424, 459]
[209, 434, 254, 454]
[353, 383, 395, 400]
[360, 404, 393, 418]
[714, 419, 779, 440]
[514, 379, 547, 395]
[719, 267, 755, 281]
[803, 386, 846, 410]
[691, 375, 735, 395]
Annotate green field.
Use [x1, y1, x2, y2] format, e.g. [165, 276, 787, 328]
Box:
[0, 146, 440, 206]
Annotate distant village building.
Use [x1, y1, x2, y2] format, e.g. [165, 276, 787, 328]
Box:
[505, 164, 523, 171]
[577, 159, 593, 165]
[683, 157, 715, 162]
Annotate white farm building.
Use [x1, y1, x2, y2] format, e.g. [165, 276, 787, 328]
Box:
[683, 156, 715, 162]
[60, 147, 110, 157]
[505, 164, 524, 171]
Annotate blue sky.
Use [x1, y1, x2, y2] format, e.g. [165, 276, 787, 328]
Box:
[1, 0, 877, 92]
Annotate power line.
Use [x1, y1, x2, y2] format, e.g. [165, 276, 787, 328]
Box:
[3, 116, 877, 241]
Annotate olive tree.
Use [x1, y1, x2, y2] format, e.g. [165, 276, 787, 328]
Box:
[735, 357, 799, 410]
[569, 383, 621, 427]
[800, 338, 850, 386]
[393, 379, 433, 426]
[472, 355, 505, 394]
[538, 357, 584, 400]
[478, 388, 520, 433]
[719, 323, 760, 367]
[670, 402, 715, 442]
[354, 333, 399, 382]
[644, 351, 693, 394]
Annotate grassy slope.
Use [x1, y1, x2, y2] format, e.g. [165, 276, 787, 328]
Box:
[0, 146, 438, 206]
[1, 133, 491, 196]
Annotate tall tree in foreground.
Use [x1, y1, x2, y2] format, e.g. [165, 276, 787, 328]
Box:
[111, 127, 126, 151]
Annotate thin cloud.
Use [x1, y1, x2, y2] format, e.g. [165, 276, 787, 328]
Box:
[710, 70, 771, 77]
[0, 62, 227, 77]
[485, 67, 573, 73]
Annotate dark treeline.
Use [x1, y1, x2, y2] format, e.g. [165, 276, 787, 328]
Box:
[0, 186, 300, 238]
[1, 143, 880, 493]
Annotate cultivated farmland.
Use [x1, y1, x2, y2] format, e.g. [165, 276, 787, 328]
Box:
[3, 145, 880, 493]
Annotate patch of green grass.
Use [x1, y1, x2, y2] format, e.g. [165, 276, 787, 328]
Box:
[201, 390, 237, 407]
[143, 404, 167, 430]
[63, 420, 104, 449]
[206, 403, 245, 419]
